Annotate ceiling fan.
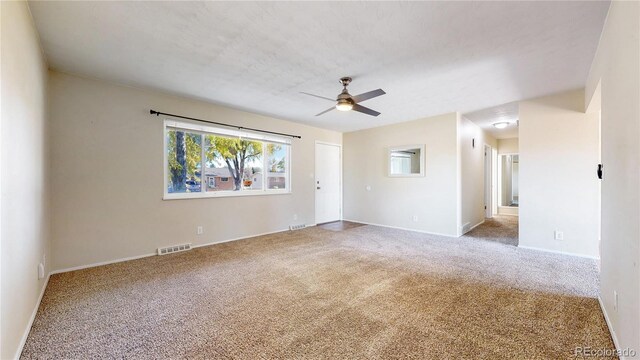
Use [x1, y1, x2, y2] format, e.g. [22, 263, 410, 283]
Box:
[301, 77, 386, 117]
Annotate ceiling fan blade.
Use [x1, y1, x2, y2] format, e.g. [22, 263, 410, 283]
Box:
[352, 104, 381, 117]
[301, 92, 336, 102]
[315, 107, 335, 116]
[351, 89, 386, 103]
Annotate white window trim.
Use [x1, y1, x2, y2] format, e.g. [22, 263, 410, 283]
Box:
[163, 119, 292, 200]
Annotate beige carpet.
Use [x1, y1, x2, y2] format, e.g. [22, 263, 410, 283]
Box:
[463, 215, 519, 246]
[22, 225, 614, 359]
[318, 220, 366, 231]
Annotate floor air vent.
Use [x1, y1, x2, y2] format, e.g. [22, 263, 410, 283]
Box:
[158, 243, 192, 255]
[289, 224, 306, 231]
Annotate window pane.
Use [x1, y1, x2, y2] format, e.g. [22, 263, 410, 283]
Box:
[267, 143, 287, 173]
[167, 130, 201, 193]
[267, 176, 286, 190]
[204, 134, 263, 192]
[267, 143, 288, 190]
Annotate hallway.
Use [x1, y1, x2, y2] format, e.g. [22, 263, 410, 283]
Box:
[463, 216, 519, 246]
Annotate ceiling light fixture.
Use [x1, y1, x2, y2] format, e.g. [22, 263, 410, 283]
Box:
[493, 122, 510, 129]
[335, 99, 354, 112]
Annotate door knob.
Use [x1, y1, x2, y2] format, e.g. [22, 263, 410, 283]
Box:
[317, 186, 321, 190]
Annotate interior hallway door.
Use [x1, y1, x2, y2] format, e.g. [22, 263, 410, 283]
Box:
[315, 142, 341, 224]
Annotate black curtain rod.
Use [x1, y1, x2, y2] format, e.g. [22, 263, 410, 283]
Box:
[150, 109, 302, 139]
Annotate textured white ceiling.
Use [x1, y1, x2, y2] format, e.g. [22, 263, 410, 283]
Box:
[463, 102, 519, 139]
[28, 1, 609, 132]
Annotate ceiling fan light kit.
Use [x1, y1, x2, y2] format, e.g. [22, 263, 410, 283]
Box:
[302, 76, 386, 117]
[336, 99, 354, 111]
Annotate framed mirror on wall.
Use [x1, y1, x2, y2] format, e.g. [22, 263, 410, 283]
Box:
[388, 145, 425, 177]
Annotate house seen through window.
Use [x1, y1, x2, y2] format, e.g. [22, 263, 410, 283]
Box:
[165, 121, 290, 198]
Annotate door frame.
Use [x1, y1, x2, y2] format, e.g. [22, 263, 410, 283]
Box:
[491, 148, 498, 216]
[314, 141, 343, 225]
[484, 144, 493, 218]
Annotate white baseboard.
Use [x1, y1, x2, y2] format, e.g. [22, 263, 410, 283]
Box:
[460, 220, 485, 236]
[496, 207, 519, 217]
[469, 220, 484, 231]
[15, 274, 50, 359]
[190, 227, 290, 249]
[517, 245, 600, 260]
[342, 219, 457, 238]
[598, 296, 625, 359]
[50, 252, 157, 275]
[51, 226, 302, 275]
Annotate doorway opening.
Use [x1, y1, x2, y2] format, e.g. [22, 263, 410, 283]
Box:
[497, 153, 519, 216]
[463, 102, 520, 246]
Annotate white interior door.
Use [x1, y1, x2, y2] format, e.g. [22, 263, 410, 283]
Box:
[315, 142, 341, 224]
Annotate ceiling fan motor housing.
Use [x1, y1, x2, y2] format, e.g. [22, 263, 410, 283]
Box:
[337, 92, 353, 102]
[339, 77, 352, 87]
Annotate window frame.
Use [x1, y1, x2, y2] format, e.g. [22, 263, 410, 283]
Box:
[163, 119, 292, 200]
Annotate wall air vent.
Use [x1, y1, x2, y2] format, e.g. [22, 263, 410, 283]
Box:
[289, 224, 307, 231]
[157, 243, 192, 255]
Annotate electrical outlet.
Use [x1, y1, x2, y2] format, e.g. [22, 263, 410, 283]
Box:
[614, 290, 618, 311]
[554, 230, 563, 241]
[197, 226, 203, 235]
[293, 214, 298, 221]
[412, 215, 419, 222]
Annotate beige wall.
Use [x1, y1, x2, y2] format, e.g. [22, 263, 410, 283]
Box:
[1, 1, 51, 358]
[48, 72, 341, 271]
[459, 116, 494, 233]
[519, 89, 600, 258]
[585, 1, 640, 354]
[485, 133, 498, 150]
[343, 113, 459, 236]
[497, 138, 518, 154]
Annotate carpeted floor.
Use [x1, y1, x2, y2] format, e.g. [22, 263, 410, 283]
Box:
[22, 224, 614, 359]
[318, 220, 366, 231]
[463, 215, 519, 246]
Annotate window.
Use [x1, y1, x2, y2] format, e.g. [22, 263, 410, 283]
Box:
[266, 143, 288, 189]
[166, 129, 202, 193]
[164, 120, 291, 199]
